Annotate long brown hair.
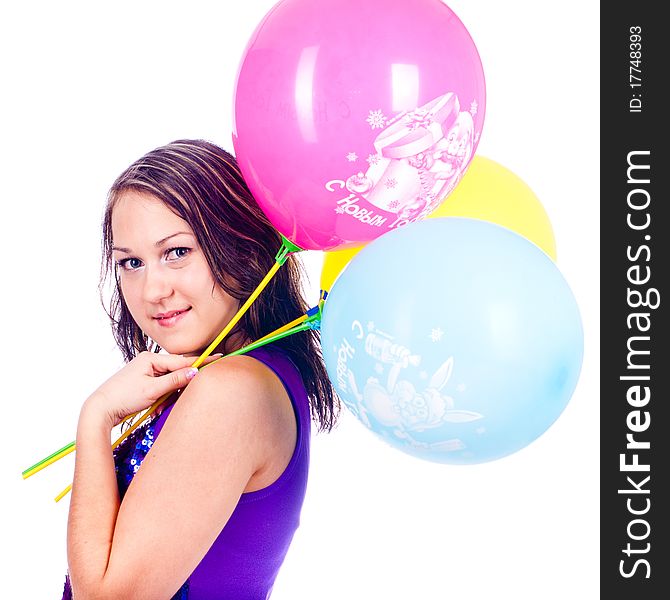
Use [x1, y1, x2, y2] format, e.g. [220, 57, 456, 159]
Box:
[100, 139, 339, 431]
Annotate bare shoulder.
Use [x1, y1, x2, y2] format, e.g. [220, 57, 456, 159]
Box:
[180, 354, 297, 491]
[186, 354, 288, 414]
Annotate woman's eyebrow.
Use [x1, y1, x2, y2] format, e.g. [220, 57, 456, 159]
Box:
[112, 232, 194, 253]
[154, 231, 194, 247]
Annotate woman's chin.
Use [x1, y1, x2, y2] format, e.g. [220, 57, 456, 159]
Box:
[156, 340, 205, 357]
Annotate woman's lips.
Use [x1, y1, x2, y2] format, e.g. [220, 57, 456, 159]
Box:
[154, 307, 191, 327]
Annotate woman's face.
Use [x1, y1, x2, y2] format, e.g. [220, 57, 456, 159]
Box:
[111, 190, 239, 356]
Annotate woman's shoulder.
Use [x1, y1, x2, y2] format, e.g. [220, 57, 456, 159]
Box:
[186, 351, 299, 435]
[202, 352, 277, 382]
[187, 353, 288, 415]
[181, 352, 298, 492]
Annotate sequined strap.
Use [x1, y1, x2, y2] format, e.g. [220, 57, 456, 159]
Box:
[171, 579, 190, 599]
[113, 419, 156, 499]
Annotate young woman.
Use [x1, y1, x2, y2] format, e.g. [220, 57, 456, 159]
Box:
[62, 139, 339, 599]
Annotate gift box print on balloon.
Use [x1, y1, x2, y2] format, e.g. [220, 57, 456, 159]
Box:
[233, 0, 485, 250]
[333, 92, 478, 232]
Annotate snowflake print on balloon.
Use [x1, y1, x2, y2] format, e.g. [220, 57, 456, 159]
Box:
[429, 327, 445, 342]
[366, 109, 387, 129]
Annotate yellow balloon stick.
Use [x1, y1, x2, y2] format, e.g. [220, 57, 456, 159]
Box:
[54, 484, 72, 503]
[255, 313, 307, 343]
[23, 406, 148, 480]
[250, 303, 320, 346]
[22, 444, 76, 479]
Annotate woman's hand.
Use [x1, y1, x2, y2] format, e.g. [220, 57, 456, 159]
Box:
[82, 351, 221, 428]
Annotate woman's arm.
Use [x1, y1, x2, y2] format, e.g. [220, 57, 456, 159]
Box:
[66, 401, 121, 594]
[66, 353, 296, 600]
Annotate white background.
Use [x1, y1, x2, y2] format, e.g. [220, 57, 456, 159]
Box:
[1, 1, 599, 598]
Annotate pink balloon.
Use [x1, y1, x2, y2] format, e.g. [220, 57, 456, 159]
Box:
[233, 0, 486, 250]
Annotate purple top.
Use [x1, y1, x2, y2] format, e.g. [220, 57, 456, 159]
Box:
[62, 345, 311, 599]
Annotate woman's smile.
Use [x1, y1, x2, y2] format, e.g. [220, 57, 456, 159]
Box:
[153, 307, 192, 328]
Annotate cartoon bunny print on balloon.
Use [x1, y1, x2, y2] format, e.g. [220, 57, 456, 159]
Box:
[345, 328, 483, 450]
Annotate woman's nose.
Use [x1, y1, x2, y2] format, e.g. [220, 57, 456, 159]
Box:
[142, 266, 174, 303]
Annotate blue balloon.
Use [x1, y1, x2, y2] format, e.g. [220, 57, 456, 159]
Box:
[321, 217, 583, 464]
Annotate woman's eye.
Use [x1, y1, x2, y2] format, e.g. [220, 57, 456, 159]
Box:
[166, 247, 190, 261]
[118, 257, 143, 271]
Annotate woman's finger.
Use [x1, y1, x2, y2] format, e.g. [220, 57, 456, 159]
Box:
[151, 366, 200, 400]
[141, 352, 223, 374]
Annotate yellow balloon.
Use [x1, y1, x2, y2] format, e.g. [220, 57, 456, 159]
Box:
[428, 155, 557, 260]
[320, 244, 364, 294]
[320, 155, 556, 293]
